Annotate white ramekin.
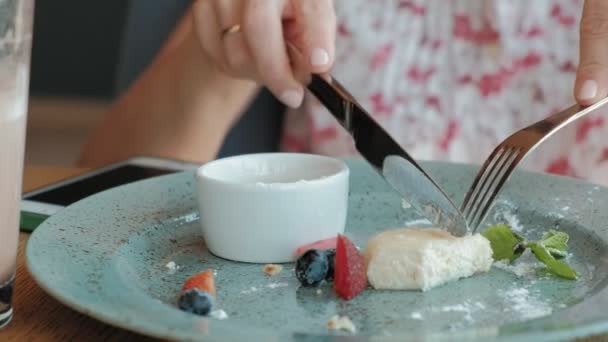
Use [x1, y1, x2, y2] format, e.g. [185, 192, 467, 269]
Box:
[196, 153, 349, 263]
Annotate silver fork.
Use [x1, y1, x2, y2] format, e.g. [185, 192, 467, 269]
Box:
[461, 97, 608, 232]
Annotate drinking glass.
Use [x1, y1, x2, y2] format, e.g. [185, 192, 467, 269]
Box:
[0, 0, 34, 329]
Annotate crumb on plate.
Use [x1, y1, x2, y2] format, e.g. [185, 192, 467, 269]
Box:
[263, 264, 283, 276]
[210, 309, 229, 320]
[165, 261, 179, 273]
[327, 315, 356, 333]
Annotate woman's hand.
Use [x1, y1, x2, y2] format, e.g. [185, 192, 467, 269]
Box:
[192, 0, 336, 108]
[575, 0, 608, 105]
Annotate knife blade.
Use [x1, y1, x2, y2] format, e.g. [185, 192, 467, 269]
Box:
[307, 74, 468, 236]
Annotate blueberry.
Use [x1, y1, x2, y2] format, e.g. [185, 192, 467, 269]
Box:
[325, 249, 336, 281]
[178, 289, 214, 316]
[295, 249, 329, 287]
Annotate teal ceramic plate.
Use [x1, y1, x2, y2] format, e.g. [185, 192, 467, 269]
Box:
[26, 160, 608, 341]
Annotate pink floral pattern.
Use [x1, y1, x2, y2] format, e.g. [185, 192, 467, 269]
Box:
[281, 0, 608, 185]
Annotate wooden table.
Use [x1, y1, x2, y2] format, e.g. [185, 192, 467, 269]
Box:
[0, 166, 605, 341]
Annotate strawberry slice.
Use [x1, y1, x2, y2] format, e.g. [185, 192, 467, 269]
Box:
[334, 235, 367, 300]
[182, 269, 216, 298]
[295, 237, 337, 256]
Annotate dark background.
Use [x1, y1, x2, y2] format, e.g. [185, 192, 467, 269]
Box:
[30, 0, 189, 98]
[29, 0, 285, 156]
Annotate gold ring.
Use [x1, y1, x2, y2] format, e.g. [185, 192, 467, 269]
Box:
[221, 24, 242, 38]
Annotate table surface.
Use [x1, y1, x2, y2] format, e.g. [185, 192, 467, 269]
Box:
[0, 166, 605, 342]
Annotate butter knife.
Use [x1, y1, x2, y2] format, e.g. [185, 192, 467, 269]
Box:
[307, 75, 469, 236]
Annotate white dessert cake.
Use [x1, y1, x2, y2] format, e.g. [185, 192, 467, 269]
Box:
[364, 228, 493, 291]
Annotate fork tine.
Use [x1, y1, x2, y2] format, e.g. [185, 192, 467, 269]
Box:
[470, 148, 522, 231]
[467, 147, 518, 228]
[463, 147, 515, 225]
[461, 147, 507, 218]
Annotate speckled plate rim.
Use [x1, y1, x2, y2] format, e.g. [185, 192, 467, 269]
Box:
[25, 160, 608, 341]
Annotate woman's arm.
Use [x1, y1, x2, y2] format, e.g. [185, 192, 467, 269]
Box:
[78, 10, 259, 167]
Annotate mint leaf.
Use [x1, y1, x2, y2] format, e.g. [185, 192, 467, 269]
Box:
[527, 242, 579, 280]
[482, 224, 525, 262]
[540, 230, 569, 251]
[546, 247, 568, 259]
[481, 225, 578, 280]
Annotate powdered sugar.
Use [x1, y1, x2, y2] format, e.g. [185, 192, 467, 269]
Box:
[495, 209, 524, 232]
[241, 286, 258, 294]
[548, 211, 565, 220]
[410, 312, 423, 320]
[410, 300, 487, 326]
[254, 178, 326, 188]
[493, 259, 537, 277]
[407, 290, 553, 327]
[241, 282, 289, 294]
[499, 287, 553, 320]
[210, 309, 229, 320]
[438, 301, 486, 323]
[493, 250, 544, 278]
[487, 200, 528, 233]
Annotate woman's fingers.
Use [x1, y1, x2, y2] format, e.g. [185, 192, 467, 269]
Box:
[192, 0, 338, 108]
[291, 0, 336, 73]
[576, 0, 608, 105]
[192, 0, 227, 72]
[214, 0, 257, 78]
[243, 0, 304, 108]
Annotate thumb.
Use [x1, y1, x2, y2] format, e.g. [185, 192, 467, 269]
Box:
[575, 0, 608, 105]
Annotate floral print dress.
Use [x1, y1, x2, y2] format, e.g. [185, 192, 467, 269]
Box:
[281, 0, 608, 185]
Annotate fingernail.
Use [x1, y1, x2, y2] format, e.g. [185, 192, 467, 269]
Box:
[311, 48, 330, 67]
[579, 80, 598, 100]
[280, 90, 303, 108]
